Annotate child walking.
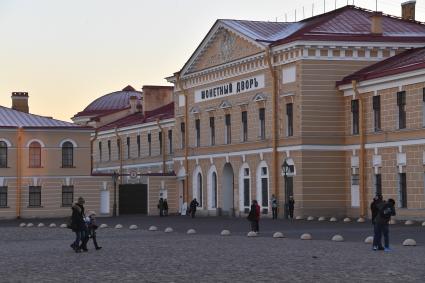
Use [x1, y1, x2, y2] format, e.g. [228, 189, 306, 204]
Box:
[86, 211, 102, 250]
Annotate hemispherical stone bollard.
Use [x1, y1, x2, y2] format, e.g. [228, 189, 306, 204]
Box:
[49, 223, 56, 228]
[329, 217, 338, 222]
[129, 225, 138, 230]
[364, 236, 374, 244]
[273, 232, 284, 238]
[60, 224, 67, 228]
[307, 216, 315, 221]
[148, 226, 158, 231]
[99, 224, 108, 229]
[220, 230, 231, 236]
[357, 217, 366, 223]
[318, 217, 326, 221]
[332, 234, 344, 242]
[26, 223, 34, 227]
[295, 216, 304, 220]
[300, 233, 312, 240]
[115, 224, 123, 229]
[403, 239, 417, 246]
[343, 217, 351, 223]
[187, 229, 196, 235]
[37, 223, 45, 228]
[247, 231, 257, 237]
[405, 220, 415, 226]
[164, 227, 173, 233]
[19, 223, 26, 227]
[389, 219, 397, 225]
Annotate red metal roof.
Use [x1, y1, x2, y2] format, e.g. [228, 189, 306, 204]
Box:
[337, 47, 425, 85]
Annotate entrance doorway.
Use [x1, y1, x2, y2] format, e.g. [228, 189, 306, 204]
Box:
[119, 184, 148, 214]
[222, 163, 234, 216]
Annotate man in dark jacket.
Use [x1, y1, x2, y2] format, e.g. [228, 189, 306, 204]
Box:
[370, 194, 384, 250]
[70, 197, 88, 253]
[190, 198, 199, 218]
[373, 198, 396, 252]
[158, 198, 164, 217]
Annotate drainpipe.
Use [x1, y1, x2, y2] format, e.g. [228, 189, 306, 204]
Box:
[90, 129, 98, 175]
[176, 73, 189, 205]
[156, 119, 166, 174]
[266, 46, 280, 211]
[16, 127, 23, 218]
[114, 127, 123, 185]
[352, 80, 367, 217]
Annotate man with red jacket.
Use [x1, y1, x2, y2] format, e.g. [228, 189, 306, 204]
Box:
[248, 200, 261, 233]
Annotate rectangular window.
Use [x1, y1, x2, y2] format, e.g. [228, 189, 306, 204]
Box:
[126, 137, 130, 159]
[137, 135, 141, 157]
[0, 141, 7, 168]
[98, 141, 102, 162]
[397, 91, 406, 129]
[148, 133, 152, 156]
[261, 178, 268, 207]
[351, 100, 359, 135]
[286, 103, 293, 137]
[117, 139, 121, 160]
[159, 131, 163, 155]
[209, 117, 215, 146]
[107, 140, 111, 161]
[242, 111, 248, 142]
[0, 186, 7, 207]
[243, 179, 250, 207]
[62, 186, 73, 207]
[375, 174, 382, 196]
[351, 174, 359, 186]
[29, 186, 41, 207]
[399, 173, 407, 208]
[373, 96, 381, 132]
[180, 122, 185, 149]
[225, 114, 231, 144]
[168, 130, 173, 154]
[259, 108, 265, 140]
[195, 119, 200, 147]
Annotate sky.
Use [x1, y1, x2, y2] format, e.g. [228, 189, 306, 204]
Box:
[1, 0, 425, 121]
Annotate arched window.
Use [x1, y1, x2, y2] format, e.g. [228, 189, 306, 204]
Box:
[62, 141, 74, 168]
[0, 141, 7, 168]
[256, 161, 269, 210]
[197, 173, 203, 207]
[29, 141, 41, 168]
[212, 172, 217, 208]
[239, 164, 250, 212]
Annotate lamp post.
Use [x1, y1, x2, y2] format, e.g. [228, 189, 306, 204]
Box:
[281, 160, 290, 219]
[112, 171, 118, 217]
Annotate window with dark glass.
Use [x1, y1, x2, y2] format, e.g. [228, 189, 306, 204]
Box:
[29, 186, 41, 207]
[242, 111, 248, 142]
[225, 114, 231, 144]
[0, 186, 7, 207]
[159, 131, 163, 155]
[181, 122, 185, 149]
[212, 172, 217, 208]
[197, 173, 203, 206]
[287, 103, 293, 137]
[243, 168, 250, 207]
[137, 135, 141, 157]
[195, 119, 200, 147]
[259, 108, 265, 140]
[29, 141, 41, 168]
[126, 137, 130, 159]
[399, 173, 407, 208]
[148, 133, 152, 156]
[422, 88, 425, 127]
[62, 186, 73, 207]
[261, 166, 268, 208]
[373, 96, 381, 132]
[0, 141, 7, 168]
[62, 141, 73, 168]
[209, 117, 215, 146]
[107, 140, 111, 161]
[168, 130, 173, 154]
[117, 139, 121, 160]
[397, 91, 406, 129]
[351, 100, 359, 135]
[98, 141, 102, 162]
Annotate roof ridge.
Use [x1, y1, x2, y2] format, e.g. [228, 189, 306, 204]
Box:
[0, 105, 73, 124]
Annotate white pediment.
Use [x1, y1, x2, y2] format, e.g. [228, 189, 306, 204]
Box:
[219, 100, 232, 109]
[253, 93, 266, 102]
[190, 106, 201, 115]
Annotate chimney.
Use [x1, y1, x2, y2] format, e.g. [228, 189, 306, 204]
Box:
[371, 12, 383, 34]
[141, 86, 174, 115]
[11, 92, 29, 113]
[129, 95, 139, 114]
[402, 0, 416, 21]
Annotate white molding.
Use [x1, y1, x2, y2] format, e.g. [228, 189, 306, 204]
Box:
[0, 138, 12, 147]
[94, 160, 174, 172]
[26, 139, 45, 148]
[59, 138, 78, 148]
[94, 119, 175, 139]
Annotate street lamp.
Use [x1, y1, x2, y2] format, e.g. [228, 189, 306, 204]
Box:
[281, 160, 290, 219]
[112, 171, 118, 217]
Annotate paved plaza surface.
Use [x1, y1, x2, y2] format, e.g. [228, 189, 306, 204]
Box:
[1, 216, 424, 282]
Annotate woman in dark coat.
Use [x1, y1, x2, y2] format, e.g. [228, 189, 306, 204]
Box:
[247, 200, 260, 233]
[70, 197, 88, 253]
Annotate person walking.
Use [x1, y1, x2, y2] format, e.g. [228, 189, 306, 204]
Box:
[86, 211, 102, 250]
[288, 196, 295, 220]
[70, 197, 88, 253]
[370, 194, 384, 250]
[190, 198, 199, 218]
[271, 194, 278, 220]
[247, 200, 260, 233]
[163, 199, 169, 216]
[157, 198, 164, 217]
[373, 198, 396, 252]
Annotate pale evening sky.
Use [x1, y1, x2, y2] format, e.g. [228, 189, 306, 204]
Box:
[1, 0, 424, 121]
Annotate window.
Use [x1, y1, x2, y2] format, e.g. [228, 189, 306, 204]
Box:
[259, 108, 265, 140]
[375, 174, 382, 196]
[62, 186, 73, 207]
[397, 91, 406, 129]
[148, 133, 152, 156]
[126, 137, 130, 159]
[212, 172, 217, 208]
[422, 89, 425, 127]
[351, 174, 359, 186]
[117, 139, 121, 160]
[98, 141, 102, 162]
[168, 130, 173, 154]
[398, 173, 407, 208]
[209, 117, 215, 146]
[197, 173, 203, 207]
[225, 114, 231, 144]
[261, 167, 268, 208]
[29, 141, 41, 168]
[242, 111, 248, 142]
[0, 141, 7, 168]
[243, 168, 250, 207]
[107, 140, 111, 161]
[195, 119, 200, 147]
[0, 186, 7, 207]
[159, 131, 163, 155]
[373, 96, 381, 132]
[29, 186, 41, 207]
[180, 122, 185, 149]
[351, 100, 359, 135]
[137, 135, 141, 157]
[286, 103, 293, 137]
[62, 141, 74, 168]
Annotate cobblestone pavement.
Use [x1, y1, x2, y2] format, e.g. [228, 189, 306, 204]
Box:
[1, 216, 424, 282]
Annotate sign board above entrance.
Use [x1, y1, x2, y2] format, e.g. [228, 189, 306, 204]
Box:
[194, 74, 264, 103]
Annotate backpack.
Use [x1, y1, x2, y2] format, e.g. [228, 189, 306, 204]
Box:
[380, 205, 393, 219]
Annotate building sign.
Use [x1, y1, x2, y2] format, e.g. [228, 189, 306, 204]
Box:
[194, 74, 264, 103]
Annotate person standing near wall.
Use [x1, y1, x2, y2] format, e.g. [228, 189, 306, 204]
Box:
[371, 194, 384, 250]
[158, 198, 164, 217]
[373, 198, 396, 252]
[288, 196, 295, 220]
[271, 194, 278, 220]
